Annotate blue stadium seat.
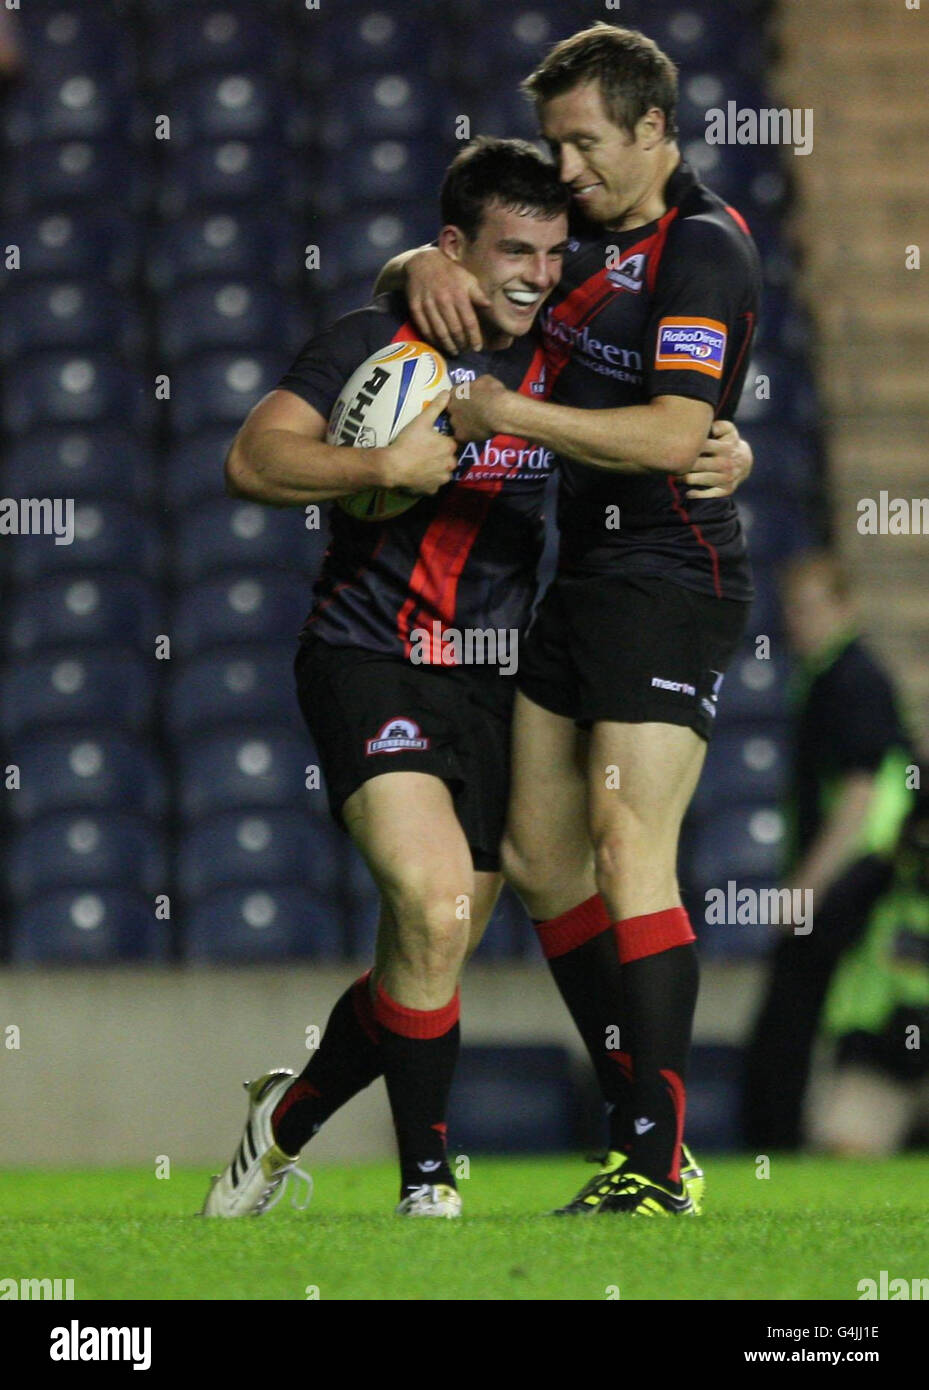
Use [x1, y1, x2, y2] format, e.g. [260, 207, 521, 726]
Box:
[147, 11, 287, 85]
[717, 647, 791, 725]
[172, 500, 327, 583]
[18, 8, 138, 90]
[314, 206, 437, 290]
[165, 72, 294, 146]
[157, 141, 299, 216]
[454, 5, 576, 84]
[8, 502, 163, 584]
[8, 731, 168, 822]
[0, 279, 143, 360]
[746, 571, 784, 642]
[646, 4, 760, 74]
[311, 140, 441, 214]
[693, 879, 778, 960]
[319, 281, 376, 324]
[691, 804, 786, 887]
[320, 73, 436, 145]
[176, 727, 310, 820]
[166, 350, 284, 435]
[741, 423, 820, 497]
[176, 810, 342, 898]
[736, 351, 819, 431]
[170, 572, 308, 655]
[472, 885, 535, 960]
[1, 426, 156, 505]
[736, 496, 814, 565]
[2, 352, 154, 435]
[144, 211, 301, 292]
[300, 9, 436, 85]
[0, 650, 155, 739]
[1, 212, 140, 285]
[11, 889, 167, 964]
[3, 73, 131, 145]
[6, 812, 168, 902]
[184, 886, 345, 962]
[692, 727, 790, 817]
[3, 574, 164, 655]
[162, 430, 235, 509]
[464, 88, 541, 141]
[156, 279, 306, 360]
[165, 646, 301, 740]
[2, 141, 147, 216]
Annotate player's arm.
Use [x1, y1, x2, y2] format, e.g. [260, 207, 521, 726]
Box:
[448, 375, 712, 475]
[375, 246, 490, 355]
[785, 772, 879, 907]
[225, 388, 455, 506]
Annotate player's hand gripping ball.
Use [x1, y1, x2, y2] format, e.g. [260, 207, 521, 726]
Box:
[328, 341, 452, 521]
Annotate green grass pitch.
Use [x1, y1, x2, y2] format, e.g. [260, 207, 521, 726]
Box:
[2, 1155, 927, 1301]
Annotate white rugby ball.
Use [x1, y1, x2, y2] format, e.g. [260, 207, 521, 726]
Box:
[327, 340, 452, 521]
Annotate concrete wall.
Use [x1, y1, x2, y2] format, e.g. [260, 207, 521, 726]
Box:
[0, 961, 763, 1166]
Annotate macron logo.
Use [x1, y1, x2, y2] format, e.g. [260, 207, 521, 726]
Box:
[651, 676, 696, 697]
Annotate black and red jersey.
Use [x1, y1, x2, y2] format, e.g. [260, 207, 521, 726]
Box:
[543, 161, 760, 601]
[277, 292, 553, 662]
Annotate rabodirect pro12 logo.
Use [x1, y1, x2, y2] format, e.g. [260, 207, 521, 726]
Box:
[654, 317, 727, 378]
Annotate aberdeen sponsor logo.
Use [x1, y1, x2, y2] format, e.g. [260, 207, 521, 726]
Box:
[540, 307, 643, 382]
[655, 318, 727, 377]
[365, 718, 430, 755]
[455, 438, 555, 479]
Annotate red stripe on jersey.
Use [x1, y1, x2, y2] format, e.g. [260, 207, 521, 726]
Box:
[724, 203, 751, 238]
[396, 343, 549, 661]
[644, 205, 680, 294]
[665, 476, 722, 597]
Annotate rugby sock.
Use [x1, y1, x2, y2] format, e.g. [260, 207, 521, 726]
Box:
[534, 895, 636, 1154]
[271, 971, 382, 1155]
[613, 907, 698, 1191]
[373, 982, 460, 1197]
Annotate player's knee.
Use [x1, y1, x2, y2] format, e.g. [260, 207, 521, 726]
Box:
[501, 830, 553, 897]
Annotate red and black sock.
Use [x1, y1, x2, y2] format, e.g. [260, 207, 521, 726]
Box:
[373, 982, 460, 1198]
[534, 895, 635, 1154]
[271, 971, 381, 1156]
[614, 907, 698, 1191]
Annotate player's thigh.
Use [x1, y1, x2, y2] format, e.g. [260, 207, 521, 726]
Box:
[343, 770, 474, 911]
[504, 690, 590, 869]
[587, 719, 706, 853]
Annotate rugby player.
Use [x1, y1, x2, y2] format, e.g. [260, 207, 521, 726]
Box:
[387, 24, 761, 1215]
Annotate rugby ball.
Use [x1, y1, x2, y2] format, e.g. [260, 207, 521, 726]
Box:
[327, 341, 452, 521]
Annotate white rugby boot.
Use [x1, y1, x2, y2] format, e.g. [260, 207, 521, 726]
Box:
[394, 1183, 462, 1218]
[202, 1069, 313, 1217]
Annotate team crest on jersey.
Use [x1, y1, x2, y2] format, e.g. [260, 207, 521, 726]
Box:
[365, 717, 430, 755]
[655, 317, 727, 377]
[606, 252, 646, 293]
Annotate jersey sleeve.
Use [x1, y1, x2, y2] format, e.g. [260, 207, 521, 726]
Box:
[276, 301, 392, 422]
[643, 214, 756, 409]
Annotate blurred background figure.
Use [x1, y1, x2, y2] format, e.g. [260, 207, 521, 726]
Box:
[811, 795, 929, 1156]
[742, 550, 915, 1150]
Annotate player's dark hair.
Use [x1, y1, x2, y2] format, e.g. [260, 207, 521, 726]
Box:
[440, 136, 570, 241]
[522, 22, 678, 141]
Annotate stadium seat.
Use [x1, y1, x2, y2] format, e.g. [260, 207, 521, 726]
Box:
[3, 73, 131, 145]
[170, 572, 309, 656]
[454, 6, 577, 84]
[8, 731, 168, 822]
[171, 499, 327, 583]
[10, 889, 168, 964]
[6, 812, 168, 902]
[155, 279, 306, 360]
[184, 886, 345, 962]
[0, 650, 155, 740]
[299, 8, 437, 86]
[18, 8, 138, 91]
[162, 430, 235, 509]
[692, 727, 790, 817]
[166, 350, 284, 435]
[741, 423, 821, 497]
[176, 810, 342, 899]
[311, 140, 441, 215]
[3, 574, 164, 655]
[313, 206, 437, 290]
[1, 426, 156, 505]
[717, 647, 792, 725]
[747, 569, 785, 641]
[0, 279, 142, 360]
[690, 804, 786, 887]
[736, 497, 815, 565]
[319, 73, 437, 146]
[176, 727, 311, 820]
[2, 352, 154, 436]
[464, 88, 541, 142]
[146, 11, 288, 86]
[1, 212, 140, 285]
[157, 141, 300, 217]
[8, 502, 163, 584]
[164, 72, 294, 146]
[165, 646, 302, 739]
[144, 211, 302, 293]
[2, 141, 147, 216]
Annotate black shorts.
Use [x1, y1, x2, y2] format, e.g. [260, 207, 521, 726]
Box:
[294, 636, 515, 871]
[518, 572, 750, 740]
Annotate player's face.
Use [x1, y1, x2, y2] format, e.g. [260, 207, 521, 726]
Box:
[458, 202, 570, 340]
[541, 81, 658, 228]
